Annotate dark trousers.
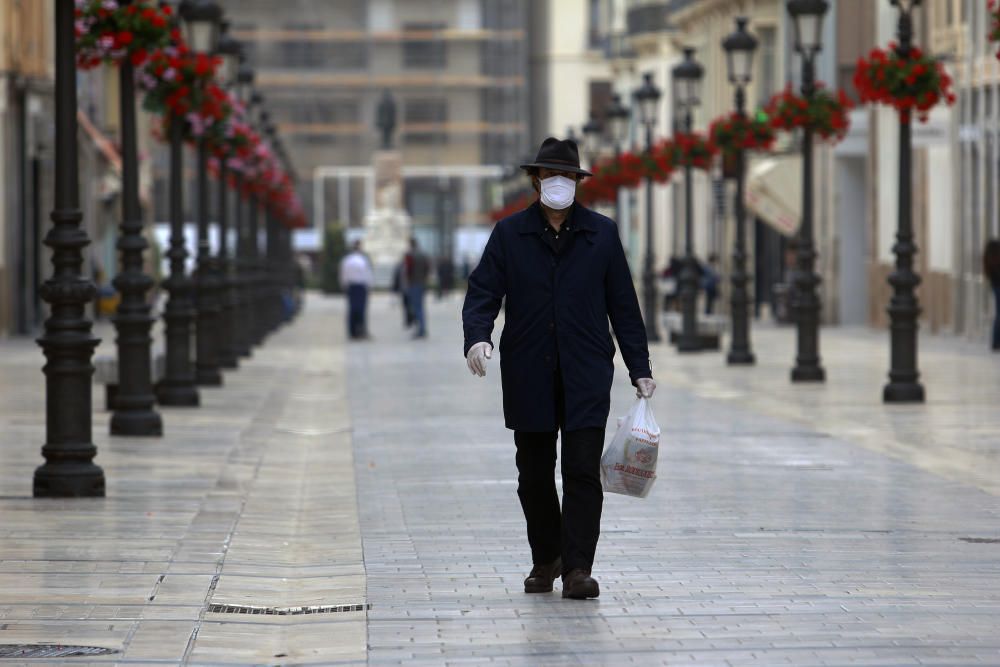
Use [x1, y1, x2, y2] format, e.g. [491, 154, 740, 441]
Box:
[514, 427, 605, 574]
[346, 284, 368, 339]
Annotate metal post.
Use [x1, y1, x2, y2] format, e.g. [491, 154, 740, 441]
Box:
[248, 194, 265, 345]
[110, 56, 163, 435]
[677, 109, 701, 353]
[233, 174, 253, 358]
[216, 158, 238, 369]
[884, 2, 924, 402]
[642, 123, 661, 342]
[157, 119, 200, 406]
[790, 53, 825, 382]
[265, 210, 280, 332]
[195, 137, 223, 385]
[728, 85, 755, 364]
[33, 0, 105, 497]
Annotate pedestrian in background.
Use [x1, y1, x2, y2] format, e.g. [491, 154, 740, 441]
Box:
[702, 253, 720, 315]
[462, 137, 655, 600]
[404, 238, 430, 338]
[984, 239, 1000, 351]
[339, 240, 374, 341]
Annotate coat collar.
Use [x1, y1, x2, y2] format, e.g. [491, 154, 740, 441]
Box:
[517, 201, 597, 236]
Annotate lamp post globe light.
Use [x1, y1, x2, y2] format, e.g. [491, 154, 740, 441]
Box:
[634, 72, 662, 343]
[214, 19, 242, 370]
[671, 47, 704, 354]
[883, 0, 925, 403]
[110, 0, 163, 435]
[722, 17, 758, 366]
[233, 60, 255, 358]
[157, 2, 201, 407]
[582, 111, 604, 168]
[180, 0, 225, 387]
[787, 0, 827, 383]
[33, 0, 105, 496]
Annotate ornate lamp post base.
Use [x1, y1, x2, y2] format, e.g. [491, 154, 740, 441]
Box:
[727, 350, 756, 365]
[883, 381, 924, 403]
[110, 408, 163, 436]
[791, 365, 825, 383]
[156, 382, 200, 406]
[34, 461, 106, 498]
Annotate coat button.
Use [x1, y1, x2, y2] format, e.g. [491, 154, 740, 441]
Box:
[549, 321, 555, 330]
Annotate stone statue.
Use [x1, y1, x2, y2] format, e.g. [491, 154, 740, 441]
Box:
[376, 89, 397, 150]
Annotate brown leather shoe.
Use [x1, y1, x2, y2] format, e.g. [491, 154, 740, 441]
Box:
[524, 558, 562, 593]
[561, 568, 599, 599]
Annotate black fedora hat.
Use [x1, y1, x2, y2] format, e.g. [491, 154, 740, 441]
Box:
[520, 137, 592, 177]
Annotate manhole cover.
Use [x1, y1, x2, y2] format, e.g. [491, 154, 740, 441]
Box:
[0, 645, 117, 658]
[207, 602, 369, 616]
[959, 537, 1000, 544]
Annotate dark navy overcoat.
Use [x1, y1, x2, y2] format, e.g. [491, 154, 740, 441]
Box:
[462, 201, 652, 432]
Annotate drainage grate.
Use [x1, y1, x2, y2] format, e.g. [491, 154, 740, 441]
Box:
[207, 602, 369, 616]
[0, 645, 117, 658]
[959, 537, 1000, 544]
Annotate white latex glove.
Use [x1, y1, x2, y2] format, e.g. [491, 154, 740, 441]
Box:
[635, 378, 656, 399]
[466, 342, 493, 377]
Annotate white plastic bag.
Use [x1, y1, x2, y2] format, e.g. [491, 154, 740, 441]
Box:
[600, 397, 661, 498]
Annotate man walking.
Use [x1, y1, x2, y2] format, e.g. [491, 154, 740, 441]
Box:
[462, 137, 655, 600]
[404, 238, 431, 338]
[339, 240, 374, 340]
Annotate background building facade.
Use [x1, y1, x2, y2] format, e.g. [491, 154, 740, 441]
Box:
[223, 0, 531, 262]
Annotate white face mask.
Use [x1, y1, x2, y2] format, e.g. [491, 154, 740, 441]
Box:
[539, 175, 576, 210]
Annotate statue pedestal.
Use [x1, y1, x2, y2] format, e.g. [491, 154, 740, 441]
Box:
[363, 150, 411, 287]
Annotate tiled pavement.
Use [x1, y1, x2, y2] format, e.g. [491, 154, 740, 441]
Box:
[1, 293, 999, 665]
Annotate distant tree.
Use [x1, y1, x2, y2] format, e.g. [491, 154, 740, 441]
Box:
[321, 223, 347, 294]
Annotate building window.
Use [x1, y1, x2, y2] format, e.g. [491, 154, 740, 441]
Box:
[588, 0, 606, 49]
[404, 98, 448, 144]
[403, 23, 447, 69]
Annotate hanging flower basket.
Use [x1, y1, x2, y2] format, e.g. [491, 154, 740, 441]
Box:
[666, 133, 717, 171]
[643, 142, 677, 183]
[140, 47, 219, 125]
[709, 112, 776, 156]
[75, 0, 174, 69]
[990, 1, 1000, 60]
[765, 84, 853, 143]
[854, 44, 956, 122]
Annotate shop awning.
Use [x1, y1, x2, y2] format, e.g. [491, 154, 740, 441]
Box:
[745, 155, 801, 237]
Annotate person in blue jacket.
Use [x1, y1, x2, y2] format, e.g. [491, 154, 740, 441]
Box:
[462, 137, 656, 600]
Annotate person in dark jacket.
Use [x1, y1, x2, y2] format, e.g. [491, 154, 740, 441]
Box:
[984, 239, 1000, 351]
[462, 137, 655, 600]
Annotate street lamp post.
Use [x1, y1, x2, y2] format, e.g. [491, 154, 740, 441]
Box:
[582, 111, 604, 170]
[157, 116, 201, 406]
[214, 20, 241, 370]
[111, 0, 163, 436]
[180, 0, 224, 387]
[788, 0, 827, 382]
[672, 47, 705, 354]
[723, 18, 758, 366]
[233, 63, 255, 358]
[606, 94, 631, 238]
[883, 0, 925, 403]
[34, 0, 105, 496]
[634, 73, 662, 343]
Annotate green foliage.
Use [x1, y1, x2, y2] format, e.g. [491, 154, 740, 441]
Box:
[320, 223, 348, 294]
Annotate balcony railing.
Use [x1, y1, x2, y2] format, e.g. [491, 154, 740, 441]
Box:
[626, 2, 671, 36]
